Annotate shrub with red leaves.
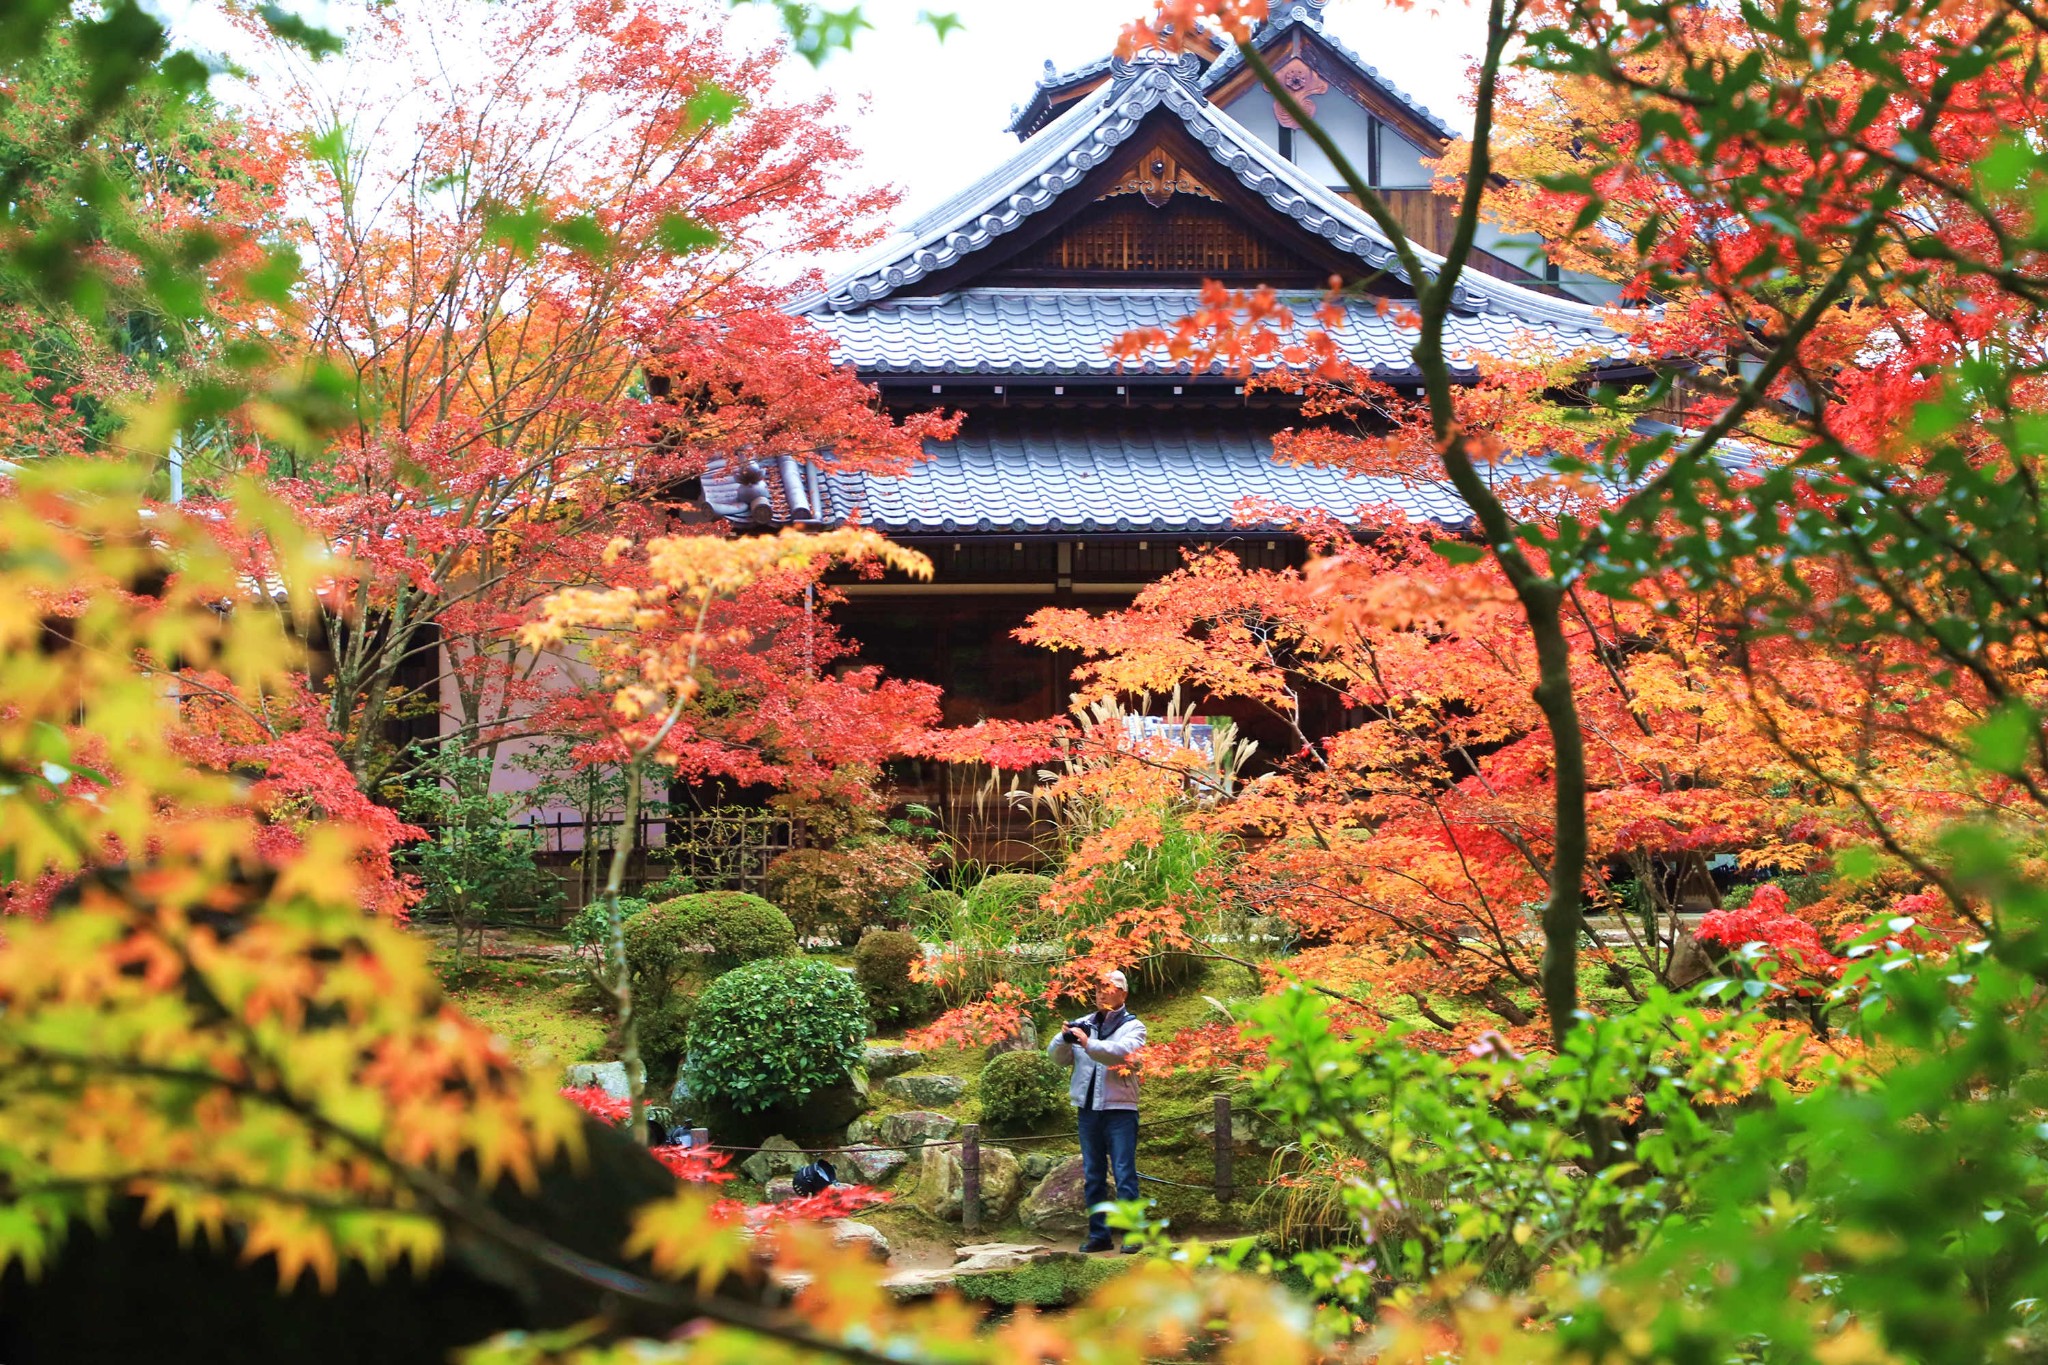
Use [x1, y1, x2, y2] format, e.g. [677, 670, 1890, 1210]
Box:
[1697, 884, 1844, 992]
[560, 1086, 632, 1124]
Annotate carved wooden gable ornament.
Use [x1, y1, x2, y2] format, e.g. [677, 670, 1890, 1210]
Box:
[1102, 143, 1220, 208]
[1270, 54, 1330, 130]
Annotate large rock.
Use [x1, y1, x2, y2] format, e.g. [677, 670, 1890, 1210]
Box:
[844, 1146, 909, 1185]
[799, 1078, 871, 1131]
[831, 1220, 891, 1262]
[1018, 1155, 1090, 1237]
[984, 1016, 1040, 1059]
[764, 1176, 797, 1204]
[741, 1135, 803, 1184]
[1020, 1151, 1055, 1181]
[563, 1061, 630, 1099]
[879, 1110, 957, 1146]
[881, 1073, 966, 1106]
[912, 1143, 1021, 1222]
[861, 1044, 923, 1079]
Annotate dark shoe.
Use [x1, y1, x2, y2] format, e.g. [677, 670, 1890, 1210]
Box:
[1079, 1237, 1115, 1253]
[1120, 1240, 1141, 1255]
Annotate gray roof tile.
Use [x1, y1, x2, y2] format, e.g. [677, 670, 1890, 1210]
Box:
[808, 287, 1628, 377]
[814, 416, 1501, 535]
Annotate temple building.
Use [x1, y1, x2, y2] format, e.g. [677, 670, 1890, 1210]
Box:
[694, 1, 1648, 848]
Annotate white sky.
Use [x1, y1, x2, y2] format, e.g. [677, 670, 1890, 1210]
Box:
[155, 0, 1486, 260]
[724, 0, 1485, 221]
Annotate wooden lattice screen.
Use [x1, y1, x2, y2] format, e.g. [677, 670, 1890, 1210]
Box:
[1017, 200, 1316, 277]
[527, 806, 804, 910]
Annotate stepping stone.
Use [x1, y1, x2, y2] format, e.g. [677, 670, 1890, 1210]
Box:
[881, 1073, 966, 1105]
[861, 1043, 923, 1079]
[831, 1220, 890, 1261]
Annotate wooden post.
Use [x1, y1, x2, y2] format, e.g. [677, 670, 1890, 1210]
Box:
[690, 1126, 710, 1153]
[961, 1123, 983, 1234]
[1213, 1094, 1233, 1205]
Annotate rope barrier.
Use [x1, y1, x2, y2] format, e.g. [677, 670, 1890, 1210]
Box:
[697, 1113, 1200, 1157]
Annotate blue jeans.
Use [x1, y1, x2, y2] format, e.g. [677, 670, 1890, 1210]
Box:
[1076, 1107, 1139, 1242]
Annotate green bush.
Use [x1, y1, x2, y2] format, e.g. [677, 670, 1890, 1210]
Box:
[978, 1049, 1067, 1131]
[624, 892, 795, 1008]
[1052, 815, 1226, 998]
[681, 958, 868, 1114]
[854, 928, 928, 1024]
[907, 886, 965, 936]
[395, 743, 561, 963]
[637, 992, 696, 1089]
[918, 873, 1057, 1006]
[965, 873, 1054, 939]
[566, 896, 648, 982]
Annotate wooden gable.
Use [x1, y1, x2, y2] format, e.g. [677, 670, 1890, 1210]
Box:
[901, 113, 1400, 295]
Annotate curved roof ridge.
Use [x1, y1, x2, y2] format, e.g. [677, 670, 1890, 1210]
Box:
[792, 57, 1639, 343]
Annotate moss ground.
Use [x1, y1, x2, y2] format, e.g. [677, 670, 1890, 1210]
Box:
[436, 953, 609, 1072]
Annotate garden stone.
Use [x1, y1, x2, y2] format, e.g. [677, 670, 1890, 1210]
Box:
[831, 1220, 891, 1261]
[1018, 1155, 1089, 1237]
[879, 1111, 957, 1146]
[1019, 1151, 1055, 1181]
[861, 1044, 923, 1079]
[845, 1116, 879, 1144]
[984, 1016, 1040, 1059]
[912, 1143, 1020, 1222]
[765, 1176, 797, 1204]
[845, 1146, 909, 1185]
[883, 1243, 1056, 1297]
[563, 1061, 630, 1099]
[741, 1135, 803, 1184]
[881, 1073, 966, 1106]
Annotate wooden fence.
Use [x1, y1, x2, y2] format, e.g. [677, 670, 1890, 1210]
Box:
[520, 806, 806, 911]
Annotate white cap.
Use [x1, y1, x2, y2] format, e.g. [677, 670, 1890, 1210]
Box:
[1101, 969, 1128, 990]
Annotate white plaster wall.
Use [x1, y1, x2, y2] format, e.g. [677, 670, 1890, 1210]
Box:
[1223, 86, 1430, 190]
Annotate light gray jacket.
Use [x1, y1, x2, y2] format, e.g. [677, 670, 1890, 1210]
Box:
[1048, 1008, 1147, 1112]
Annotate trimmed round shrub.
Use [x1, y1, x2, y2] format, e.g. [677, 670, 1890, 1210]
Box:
[682, 957, 869, 1114]
[624, 892, 795, 1007]
[854, 928, 929, 1024]
[978, 1049, 1067, 1131]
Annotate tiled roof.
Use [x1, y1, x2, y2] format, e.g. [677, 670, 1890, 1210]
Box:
[807, 287, 1629, 378]
[793, 54, 1630, 343]
[813, 416, 1498, 535]
[1006, 55, 1117, 137]
[1201, 1, 1461, 141]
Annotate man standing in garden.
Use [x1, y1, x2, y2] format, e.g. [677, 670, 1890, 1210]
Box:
[1050, 969, 1148, 1254]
